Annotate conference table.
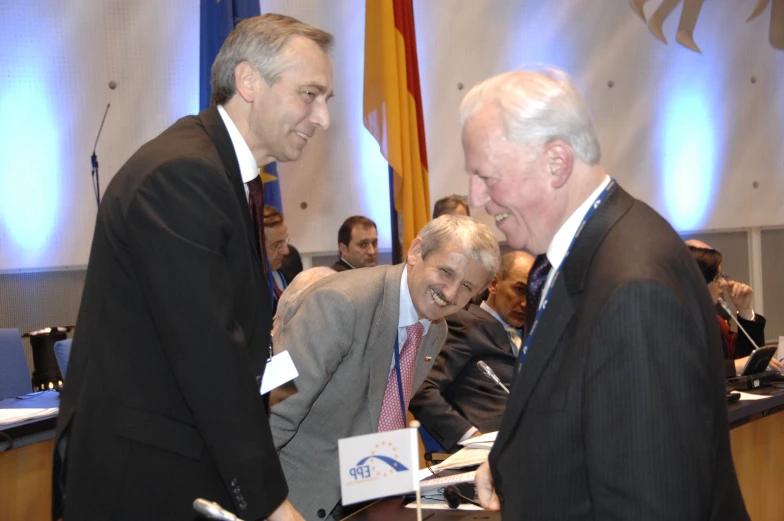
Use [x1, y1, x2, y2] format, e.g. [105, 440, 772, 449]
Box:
[2, 387, 783, 521]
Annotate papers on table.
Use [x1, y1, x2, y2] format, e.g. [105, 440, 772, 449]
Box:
[0, 407, 58, 427]
[405, 498, 482, 510]
[0, 390, 60, 428]
[430, 446, 490, 473]
[426, 432, 497, 474]
[458, 430, 497, 449]
[737, 391, 770, 401]
[420, 470, 476, 492]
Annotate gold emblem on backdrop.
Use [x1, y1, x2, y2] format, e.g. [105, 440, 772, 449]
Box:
[629, 0, 784, 51]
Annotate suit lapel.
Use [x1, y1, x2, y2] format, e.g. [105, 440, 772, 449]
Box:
[199, 107, 261, 264]
[492, 185, 635, 455]
[413, 319, 446, 388]
[492, 277, 574, 454]
[368, 264, 406, 431]
[469, 304, 515, 356]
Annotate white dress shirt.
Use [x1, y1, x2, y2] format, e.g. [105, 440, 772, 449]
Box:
[217, 105, 258, 200]
[540, 176, 611, 309]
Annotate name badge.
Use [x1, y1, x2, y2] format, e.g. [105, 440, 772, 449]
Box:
[259, 350, 299, 395]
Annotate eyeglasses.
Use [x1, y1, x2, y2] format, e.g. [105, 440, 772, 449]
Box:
[713, 272, 729, 283]
[268, 236, 290, 254]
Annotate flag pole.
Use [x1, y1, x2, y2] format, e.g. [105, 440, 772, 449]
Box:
[410, 420, 423, 521]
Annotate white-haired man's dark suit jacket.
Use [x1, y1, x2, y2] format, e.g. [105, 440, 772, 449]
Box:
[409, 304, 515, 451]
[489, 186, 748, 520]
[270, 263, 447, 521]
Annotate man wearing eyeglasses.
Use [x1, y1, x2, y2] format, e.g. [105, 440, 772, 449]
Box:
[264, 205, 293, 309]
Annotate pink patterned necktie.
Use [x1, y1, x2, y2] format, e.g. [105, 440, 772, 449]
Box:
[377, 322, 425, 432]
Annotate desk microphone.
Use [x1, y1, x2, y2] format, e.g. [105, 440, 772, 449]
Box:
[193, 499, 242, 521]
[477, 361, 510, 394]
[717, 298, 760, 350]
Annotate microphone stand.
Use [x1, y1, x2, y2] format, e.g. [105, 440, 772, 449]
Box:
[193, 498, 242, 521]
[717, 298, 760, 350]
[91, 103, 111, 208]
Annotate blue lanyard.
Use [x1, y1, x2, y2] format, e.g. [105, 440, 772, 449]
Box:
[392, 333, 408, 427]
[521, 179, 618, 361]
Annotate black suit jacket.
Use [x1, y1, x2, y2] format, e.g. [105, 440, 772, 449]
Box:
[489, 186, 748, 520]
[330, 258, 353, 272]
[280, 244, 304, 284]
[722, 313, 766, 377]
[409, 304, 515, 450]
[53, 107, 287, 521]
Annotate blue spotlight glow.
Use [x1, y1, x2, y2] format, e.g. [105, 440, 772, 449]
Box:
[0, 74, 61, 266]
[658, 90, 717, 231]
[357, 130, 392, 248]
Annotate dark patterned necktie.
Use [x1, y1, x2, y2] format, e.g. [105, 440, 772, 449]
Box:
[246, 176, 269, 278]
[525, 254, 552, 337]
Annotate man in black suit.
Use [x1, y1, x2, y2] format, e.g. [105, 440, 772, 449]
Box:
[53, 15, 333, 521]
[409, 251, 533, 451]
[330, 215, 378, 271]
[461, 69, 748, 520]
[280, 244, 304, 284]
[264, 205, 297, 314]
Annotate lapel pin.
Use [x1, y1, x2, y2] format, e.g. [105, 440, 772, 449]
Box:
[424, 356, 432, 363]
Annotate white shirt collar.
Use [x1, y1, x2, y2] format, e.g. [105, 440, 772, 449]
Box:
[545, 176, 611, 273]
[479, 301, 514, 331]
[399, 266, 432, 335]
[340, 258, 357, 269]
[217, 105, 258, 184]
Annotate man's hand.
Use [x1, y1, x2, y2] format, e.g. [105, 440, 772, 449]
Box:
[475, 460, 500, 511]
[266, 499, 305, 521]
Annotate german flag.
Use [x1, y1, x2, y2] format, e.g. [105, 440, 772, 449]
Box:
[364, 0, 430, 260]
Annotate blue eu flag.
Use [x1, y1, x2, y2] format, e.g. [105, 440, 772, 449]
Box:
[200, 0, 284, 212]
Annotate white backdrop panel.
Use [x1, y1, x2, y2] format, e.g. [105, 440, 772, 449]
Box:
[0, 0, 199, 270]
[1, 0, 782, 270]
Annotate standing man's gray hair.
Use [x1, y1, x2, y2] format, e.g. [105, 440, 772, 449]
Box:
[460, 68, 601, 166]
[211, 14, 334, 106]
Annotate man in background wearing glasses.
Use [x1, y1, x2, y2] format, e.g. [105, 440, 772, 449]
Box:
[264, 205, 294, 312]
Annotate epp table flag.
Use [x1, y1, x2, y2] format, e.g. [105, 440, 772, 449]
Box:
[338, 426, 419, 505]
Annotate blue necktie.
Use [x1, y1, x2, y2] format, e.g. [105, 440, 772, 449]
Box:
[525, 254, 552, 338]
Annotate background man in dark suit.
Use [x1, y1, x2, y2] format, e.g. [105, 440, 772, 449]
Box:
[331, 215, 378, 271]
[461, 68, 748, 520]
[264, 205, 295, 313]
[53, 14, 333, 521]
[270, 215, 500, 521]
[409, 251, 534, 451]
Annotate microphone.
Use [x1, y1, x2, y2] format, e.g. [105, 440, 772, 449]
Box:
[91, 101, 111, 208]
[193, 499, 242, 521]
[717, 298, 760, 351]
[477, 361, 510, 394]
[444, 483, 481, 509]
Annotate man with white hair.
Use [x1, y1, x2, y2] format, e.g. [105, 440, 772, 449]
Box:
[462, 68, 748, 520]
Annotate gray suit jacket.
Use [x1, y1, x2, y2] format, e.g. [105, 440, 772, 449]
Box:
[269, 263, 447, 521]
